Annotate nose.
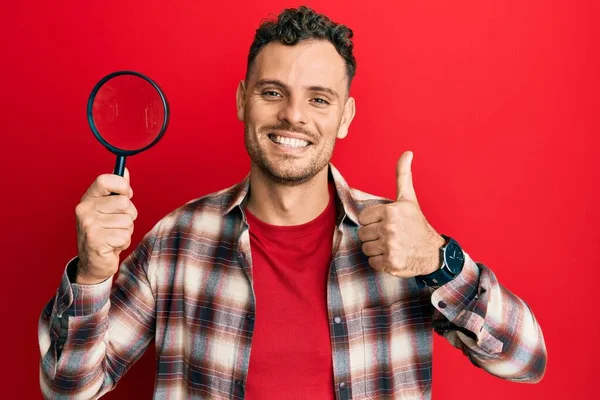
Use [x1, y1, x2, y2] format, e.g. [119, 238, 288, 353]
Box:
[277, 95, 307, 126]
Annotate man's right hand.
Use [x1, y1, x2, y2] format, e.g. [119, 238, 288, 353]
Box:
[74, 168, 138, 285]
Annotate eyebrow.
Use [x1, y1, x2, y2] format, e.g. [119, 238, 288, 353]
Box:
[255, 79, 339, 100]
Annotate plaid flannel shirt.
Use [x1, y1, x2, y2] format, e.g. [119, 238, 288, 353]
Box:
[39, 164, 547, 399]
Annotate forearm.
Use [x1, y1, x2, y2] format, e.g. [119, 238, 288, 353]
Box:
[431, 253, 547, 383]
[39, 259, 116, 398]
[39, 249, 158, 398]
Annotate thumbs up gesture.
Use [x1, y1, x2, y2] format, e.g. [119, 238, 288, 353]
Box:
[357, 151, 446, 278]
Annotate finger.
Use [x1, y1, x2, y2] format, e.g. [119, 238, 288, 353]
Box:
[368, 255, 386, 272]
[130, 202, 138, 220]
[362, 240, 385, 257]
[357, 224, 379, 242]
[94, 195, 136, 218]
[105, 230, 132, 251]
[358, 203, 386, 226]
[123, 168, 133, 198]
[396, 151, 418, 203]
[85, 174, 132, 198]
[97, 213, 134, 232]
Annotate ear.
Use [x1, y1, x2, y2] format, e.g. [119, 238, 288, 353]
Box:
[236, 80, 246, 122]
[336, 96, 356, 139]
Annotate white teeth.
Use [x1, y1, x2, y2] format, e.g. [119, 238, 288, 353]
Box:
[271, 135, 309, 148]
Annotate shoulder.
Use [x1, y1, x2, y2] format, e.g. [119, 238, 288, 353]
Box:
[151, 181, 243, 237]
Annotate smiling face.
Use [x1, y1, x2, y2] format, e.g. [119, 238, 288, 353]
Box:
[237, 40, 356, 186]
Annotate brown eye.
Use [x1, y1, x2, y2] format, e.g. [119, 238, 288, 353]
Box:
[263, 91, 282, 98]
[312, 98, 329, 105]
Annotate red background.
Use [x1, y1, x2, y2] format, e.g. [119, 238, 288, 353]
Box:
[1, 0, 598, 398]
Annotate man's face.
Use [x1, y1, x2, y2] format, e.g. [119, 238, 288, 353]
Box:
[237, 40, 355, 185]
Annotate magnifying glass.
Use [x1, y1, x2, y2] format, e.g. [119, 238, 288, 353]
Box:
[87, 70, 169, 177]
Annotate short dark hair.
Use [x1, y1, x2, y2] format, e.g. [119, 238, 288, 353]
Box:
[246, 6, 356, 91]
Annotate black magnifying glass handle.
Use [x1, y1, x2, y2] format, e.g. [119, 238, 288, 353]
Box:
[114, 155, 126, 177]
[109, 155, 127, 196]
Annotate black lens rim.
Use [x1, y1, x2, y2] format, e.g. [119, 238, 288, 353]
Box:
[87, 70, 170, 156]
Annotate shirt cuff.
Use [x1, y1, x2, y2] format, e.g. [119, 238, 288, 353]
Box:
[430, 252, 480, 321]
[54, 256, 113, 318]
[430, 253, 504, 354]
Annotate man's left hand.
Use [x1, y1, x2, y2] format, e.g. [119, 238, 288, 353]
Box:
[357, 151, 446, 278]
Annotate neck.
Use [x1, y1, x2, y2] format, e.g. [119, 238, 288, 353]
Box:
[245, 163, 331, 226]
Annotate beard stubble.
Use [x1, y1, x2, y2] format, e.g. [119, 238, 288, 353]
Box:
[244, 118, 338, 187]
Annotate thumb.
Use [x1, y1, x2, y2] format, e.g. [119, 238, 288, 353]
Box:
[123, 167, 133, 197]
[396, 151, 417, 203]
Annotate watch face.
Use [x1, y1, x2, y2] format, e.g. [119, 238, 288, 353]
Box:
[445, 241, 465, 274]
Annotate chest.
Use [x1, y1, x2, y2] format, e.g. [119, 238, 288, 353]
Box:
[150, 228, 433, 399]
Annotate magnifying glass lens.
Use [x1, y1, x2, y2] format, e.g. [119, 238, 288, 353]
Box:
[91, 74, 165, 151]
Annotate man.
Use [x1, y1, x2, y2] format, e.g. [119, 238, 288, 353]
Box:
[39, 6, 547, 399]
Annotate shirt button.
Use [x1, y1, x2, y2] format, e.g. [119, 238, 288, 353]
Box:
[438, 300, 447, 309]
[339, 382, 346, 389]
[334, 316, 342, 324]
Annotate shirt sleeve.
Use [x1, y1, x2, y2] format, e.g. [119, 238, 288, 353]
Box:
[430, 251, 547, 383]
[38, 222, 161, 399]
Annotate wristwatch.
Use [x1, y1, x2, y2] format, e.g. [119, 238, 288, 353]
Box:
[416, 234, 465, 288]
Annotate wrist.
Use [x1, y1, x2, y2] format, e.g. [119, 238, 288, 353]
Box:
[425, 235, 446, 275]
[76, 274, 111, 285]
[75, 275, 108, 285]
[416, 235, 465, 289]
[74, 260, 111, 285]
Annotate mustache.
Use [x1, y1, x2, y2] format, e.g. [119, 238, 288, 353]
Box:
[258, 123, 315, 140]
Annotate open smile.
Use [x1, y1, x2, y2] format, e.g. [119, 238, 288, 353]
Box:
[268, 134, 312, 149]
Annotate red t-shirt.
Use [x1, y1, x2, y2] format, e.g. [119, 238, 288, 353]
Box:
[244, 182, 337, 399]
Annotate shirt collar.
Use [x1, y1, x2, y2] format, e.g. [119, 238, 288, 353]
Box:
[223, 163, 360, 226]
